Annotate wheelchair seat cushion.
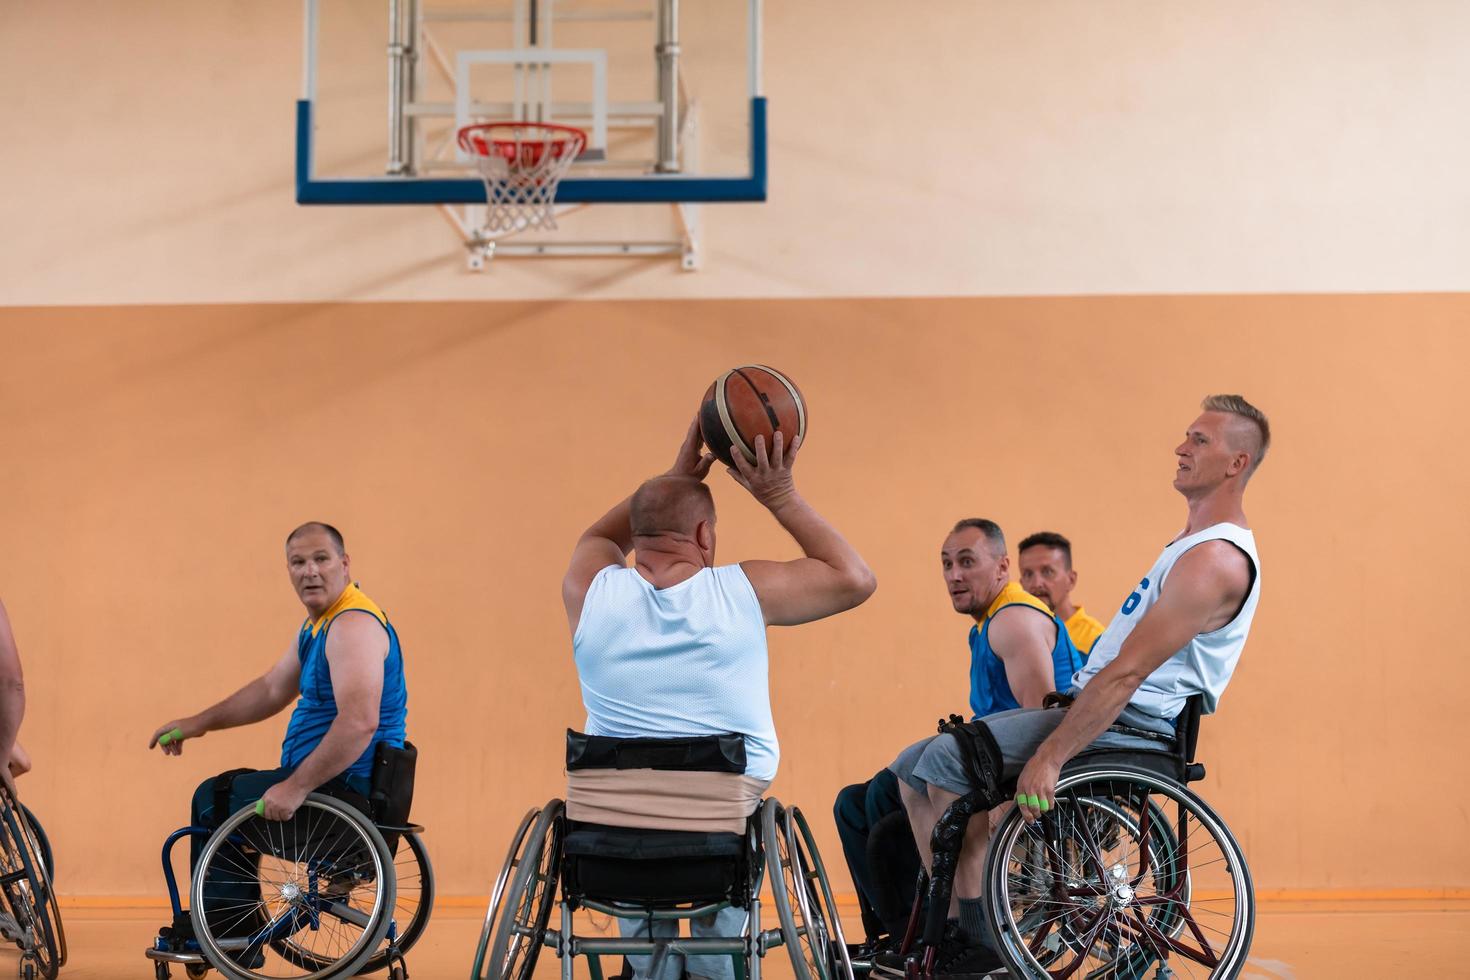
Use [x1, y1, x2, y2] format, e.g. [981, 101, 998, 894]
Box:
[561, 821, 747, 908]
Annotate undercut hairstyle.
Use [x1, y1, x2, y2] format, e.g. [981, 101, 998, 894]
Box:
[1201, 393, 1271, 474]
[630, 476, 716, 538]
[286, 521, 346, 556]
[1018, 531, 1073, 570]
[951, 518, 1006, 558]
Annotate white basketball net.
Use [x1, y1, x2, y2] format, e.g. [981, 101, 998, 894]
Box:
[458, 122, 587, 238]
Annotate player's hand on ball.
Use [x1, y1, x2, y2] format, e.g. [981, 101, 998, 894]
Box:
[729, 431, 801, 509]
[668, 418, 717, 482]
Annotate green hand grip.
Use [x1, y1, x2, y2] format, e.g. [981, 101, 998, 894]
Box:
[158, 727, 185, 747]
[255, 800, 266, 817]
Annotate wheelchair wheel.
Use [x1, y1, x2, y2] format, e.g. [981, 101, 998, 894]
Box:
[272, 829, 434, 975]
[471, 801, 564, 980]
[18, 806, 51, 883]
[0, 786, 64, 978]
[191, 793, 396, 980]
[763, 800, 852, 980]
[984, 769, 1254, 980]
[786, 806, 854, 980]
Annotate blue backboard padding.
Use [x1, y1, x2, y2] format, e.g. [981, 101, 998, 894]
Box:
[296, 98, 766, 205]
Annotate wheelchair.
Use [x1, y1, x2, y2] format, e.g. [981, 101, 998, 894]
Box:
[0, 781, 65, 980]
[145, 742, 433, 980]
[897, 696, 1254, 980]
[471, 733, 854, 980]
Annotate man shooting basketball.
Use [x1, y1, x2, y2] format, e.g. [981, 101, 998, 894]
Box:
[879, 395, 1268, 978]
[564, 419, 875, 980]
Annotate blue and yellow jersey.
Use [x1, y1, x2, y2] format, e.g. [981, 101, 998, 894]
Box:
[281, 582, 407, 780]
[969, 581, 1083, 719]
[1064, 606, 1106, 658]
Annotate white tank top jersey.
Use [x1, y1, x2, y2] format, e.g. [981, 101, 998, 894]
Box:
[573, 563, 779, 781]
[1074, 522, 1261, 721]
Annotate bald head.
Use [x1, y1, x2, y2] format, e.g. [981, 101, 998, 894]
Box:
[286, 521, 345, 555]
[630, 476, 715, 539]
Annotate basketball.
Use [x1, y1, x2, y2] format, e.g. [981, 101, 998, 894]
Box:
[698, 365, 808, 467]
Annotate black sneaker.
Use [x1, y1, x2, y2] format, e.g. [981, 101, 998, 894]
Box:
[931, 934, 1003, 980]
[849, 933, 901, 972]
[870, 943, 914, 978]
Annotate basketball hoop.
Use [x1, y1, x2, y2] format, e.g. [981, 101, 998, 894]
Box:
[456, 121, 587, 238]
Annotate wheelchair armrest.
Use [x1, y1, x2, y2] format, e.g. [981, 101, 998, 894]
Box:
[1184, 762, 1206, 783]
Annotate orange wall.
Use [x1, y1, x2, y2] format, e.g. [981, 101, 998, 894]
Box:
[0, 294, 1465, 898]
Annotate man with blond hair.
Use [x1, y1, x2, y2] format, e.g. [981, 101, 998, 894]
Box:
[879, 394, 1269, 978]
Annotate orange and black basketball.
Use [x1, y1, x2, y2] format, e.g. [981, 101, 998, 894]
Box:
[699, 365, 808, 467]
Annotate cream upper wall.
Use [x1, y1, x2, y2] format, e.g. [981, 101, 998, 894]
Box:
[3, 0, 1470, 304]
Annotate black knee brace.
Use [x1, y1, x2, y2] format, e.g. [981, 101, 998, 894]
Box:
[916, 718, 1009, 952]
[936, 714, 1007, 809]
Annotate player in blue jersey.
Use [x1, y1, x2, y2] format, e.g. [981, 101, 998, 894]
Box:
[147, 522, 407, 936]
[835, 519, 1081, 955]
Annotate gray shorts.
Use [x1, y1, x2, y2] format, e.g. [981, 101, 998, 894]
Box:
[889, 700, 1177, 796]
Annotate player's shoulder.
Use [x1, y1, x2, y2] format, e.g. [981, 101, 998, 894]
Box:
[988, 601, 1056, 651]
[1172, 538, 1253, 597]
[324, 603, 390, 649]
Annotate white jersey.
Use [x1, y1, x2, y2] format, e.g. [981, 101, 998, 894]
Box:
[1074, 522, 1260, 721]
[573, 564, 778, 781]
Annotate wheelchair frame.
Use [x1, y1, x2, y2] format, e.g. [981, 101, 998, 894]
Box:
[146, 791, 433, 980]
[472, 797, 853, 980]
[0, 784, 65, 980]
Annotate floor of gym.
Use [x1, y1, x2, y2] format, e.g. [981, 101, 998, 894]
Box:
[24, 897, 1467, 979]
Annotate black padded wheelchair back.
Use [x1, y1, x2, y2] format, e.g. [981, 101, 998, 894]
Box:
[560, 731, 752, 910]
[370, 739, 418, 827]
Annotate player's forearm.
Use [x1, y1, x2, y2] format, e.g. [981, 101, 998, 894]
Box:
[1033, 666, 1139, 768]
[582, 496, 635, 555]
[282, 715, 377, 792]
[194, 676, 290, 733]
[0, 678, 23, 767]
[766, 493, 875, 591]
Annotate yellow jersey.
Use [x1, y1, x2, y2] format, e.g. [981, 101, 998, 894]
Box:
[1064, 606, 1106, 658]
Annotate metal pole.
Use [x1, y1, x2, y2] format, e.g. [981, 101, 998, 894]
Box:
[655, 0, 680, 172]
[405, 0, 419, 173]
[387, 0, 409, 174]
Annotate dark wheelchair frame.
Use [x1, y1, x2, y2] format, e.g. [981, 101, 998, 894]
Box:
[0, 780, 65, 980]
[471, 732, 855, 980]
[892, 696, 1254, 980]
[145, 742, 433, 980]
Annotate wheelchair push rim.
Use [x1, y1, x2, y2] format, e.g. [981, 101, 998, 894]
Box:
[984, 768, 1254, 980]
[190, 793, 396, 980]
[474, 800, 564, 980]
[0, 788, 64, 978]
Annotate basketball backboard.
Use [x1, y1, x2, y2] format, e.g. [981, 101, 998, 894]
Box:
[297, 0, 765, 206]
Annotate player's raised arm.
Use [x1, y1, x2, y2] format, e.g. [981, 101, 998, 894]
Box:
[562, 419, 715, 632]
[733, 432, 877, 627]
